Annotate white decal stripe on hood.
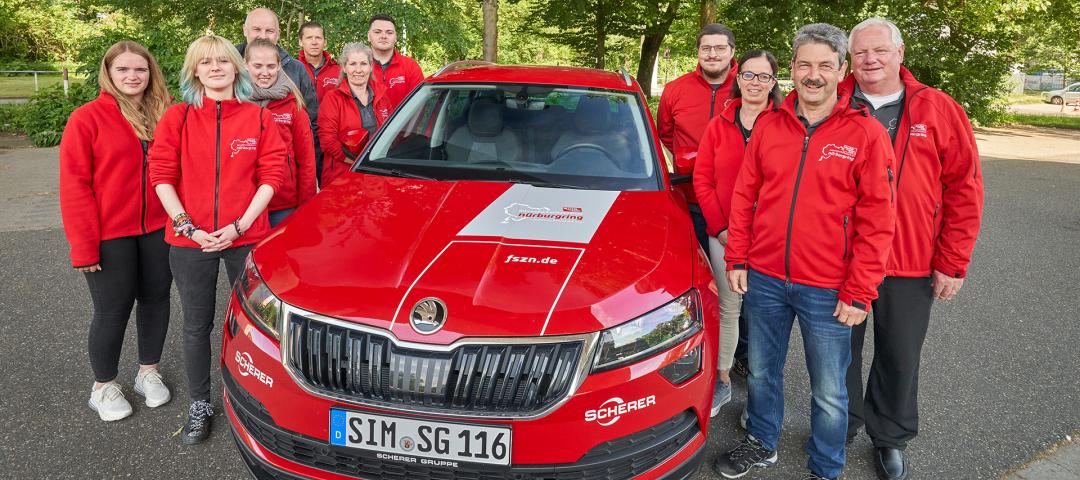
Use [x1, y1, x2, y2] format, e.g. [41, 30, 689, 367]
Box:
[389, 241, 455, 330]
[457, 185, 620, 244]
[540, 249, 585, 336]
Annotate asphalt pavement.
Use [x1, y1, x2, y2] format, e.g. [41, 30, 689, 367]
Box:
[0, 139, 1077, 480]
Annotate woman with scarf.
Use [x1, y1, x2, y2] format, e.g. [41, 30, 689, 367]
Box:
[244, 39, 316, 226]
[317, 42, 392, 185]
[692, 49, 783, 416]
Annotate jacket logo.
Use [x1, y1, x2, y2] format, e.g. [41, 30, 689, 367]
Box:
[230, 138, 258, 158]
[502, 203, 584, 224]
[910, 123, 928, 138]
[272, 113, 292, 125]
[819, 143, 858, 162]
[322, 77, 340, 88]
[378, 108, 390, 118]
[387, 75, 406, 88]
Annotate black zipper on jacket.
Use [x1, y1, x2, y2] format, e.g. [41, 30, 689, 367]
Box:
[709, 89, 718, 118]
[214, 102, 222, 231]
[140, 140, 149, 234]
[842, 215, 849, 259]
[785, 134, 812, 283]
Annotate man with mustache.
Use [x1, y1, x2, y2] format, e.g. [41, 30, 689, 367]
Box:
[841, 18, 983, 480]
[713, 23, 896, 480]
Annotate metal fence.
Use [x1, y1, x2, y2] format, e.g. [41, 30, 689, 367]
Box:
[1024, 74, 1077, 92]
[0, 69, 71, 97]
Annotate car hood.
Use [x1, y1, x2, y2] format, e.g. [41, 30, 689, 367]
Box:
[254, 174, 695, 344]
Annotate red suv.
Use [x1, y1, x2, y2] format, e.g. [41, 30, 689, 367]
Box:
[222, 63, 720, 480]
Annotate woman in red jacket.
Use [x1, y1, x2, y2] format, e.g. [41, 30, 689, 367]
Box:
[692, 49, 782, 415]
[60, 40, 173, 422]
[244, 39, 317, 226]
[149, 34, 286, 445]
[317, 42, 391, 185]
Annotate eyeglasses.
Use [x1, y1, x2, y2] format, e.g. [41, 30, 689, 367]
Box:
[739, 71, 776, 83]
[699, 45, 731, 55]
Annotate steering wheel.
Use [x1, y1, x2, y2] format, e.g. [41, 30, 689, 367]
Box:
[550, 142, 622, 177]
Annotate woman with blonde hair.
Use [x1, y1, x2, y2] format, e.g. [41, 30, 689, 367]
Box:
[317, 41, 392, 184]
[244, 38, 316, 226]
[60, 40, 174, 422]
[149, 34, 286, 444]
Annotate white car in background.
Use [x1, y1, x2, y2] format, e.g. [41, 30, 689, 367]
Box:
[1043, 82, 1080, 105]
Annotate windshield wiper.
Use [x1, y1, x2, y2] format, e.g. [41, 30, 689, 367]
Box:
[354, 164, 437, 180]
[504, 178, 589, 190]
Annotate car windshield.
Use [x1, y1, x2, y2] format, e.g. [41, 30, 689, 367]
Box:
[359, 83, 661, 191]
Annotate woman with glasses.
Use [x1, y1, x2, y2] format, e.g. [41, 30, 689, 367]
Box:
[693, 49, 783, 414]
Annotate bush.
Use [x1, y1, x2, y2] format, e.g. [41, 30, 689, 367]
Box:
[0, 103, 27, 133]
[19, 81, 96, 147]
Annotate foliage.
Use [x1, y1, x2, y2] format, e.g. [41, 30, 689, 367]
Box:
[1021, 0, 1080, 82]
[0, 103, 27, 134]
[1008, 113, 1080, 130]
[0, 0, 101, 64]
[18, 81, 97, 146]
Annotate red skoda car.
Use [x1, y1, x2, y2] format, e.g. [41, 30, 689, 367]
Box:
[222, 63, 720, 479]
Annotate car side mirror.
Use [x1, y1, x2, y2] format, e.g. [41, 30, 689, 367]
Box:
[669, 173, 693, 186]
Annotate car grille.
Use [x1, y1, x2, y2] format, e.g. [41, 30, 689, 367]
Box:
[225, 368, 701, 480]
[284, 314, 584, 416]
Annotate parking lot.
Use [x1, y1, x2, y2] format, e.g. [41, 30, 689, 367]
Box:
[0, 127, 1077, 479]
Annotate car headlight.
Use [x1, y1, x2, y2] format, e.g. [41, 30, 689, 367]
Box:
[235, 253, 283, 339]
[592, 290, 702, 372]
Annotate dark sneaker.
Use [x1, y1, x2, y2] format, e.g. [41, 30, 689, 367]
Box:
[800, 473, 836, 480]
[711, 435, 778, 478]
[732, 357, 751, 378]
[180, 400, 214, 445]
[710, 380, 733, 417]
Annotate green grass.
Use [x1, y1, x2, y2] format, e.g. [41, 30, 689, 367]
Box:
[1008, 92, 1049, 105]
[1009, 113, 1080, 130]
[0, 75, 84, 98]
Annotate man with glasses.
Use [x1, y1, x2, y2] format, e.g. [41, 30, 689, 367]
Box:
[713, 23, 895, 480]
[657, 23, 738, 257]
[841, 18, 983, 480]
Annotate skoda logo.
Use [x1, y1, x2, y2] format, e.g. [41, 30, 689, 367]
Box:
[410, 298, 447, 335]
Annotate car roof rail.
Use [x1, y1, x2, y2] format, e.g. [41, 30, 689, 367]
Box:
[618, 67, 633, 87]
[433, 60, 495, 78]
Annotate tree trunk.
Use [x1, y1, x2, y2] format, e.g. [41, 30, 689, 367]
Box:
[483, 0, 498, 63]
[637, 34, 663, 97]
[593, 4, 607, 69]
[699, 0, 716, 28]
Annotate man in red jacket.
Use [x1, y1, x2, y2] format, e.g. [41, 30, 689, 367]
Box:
[841, 18, 984, 480]
[713, 23, 895, 480]
[298, 21, 341, 102]
[367, 13, 424, 112]
[657, 22, 738, 256]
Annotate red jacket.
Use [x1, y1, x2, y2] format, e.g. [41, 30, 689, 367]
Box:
[59, 92, 168, 267]
[370, 50, 424, 111]
[693, 98, 774, 236]
[149, 98, 287, 248]
[299, 51, 341, 102]
[657, 61, 737, 203]
[317, 81, 392, 185]
[264, 93, 317, 212]
[839, 67, 983, 278]
[725, 91, 896, 309]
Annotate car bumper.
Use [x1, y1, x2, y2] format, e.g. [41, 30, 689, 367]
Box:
[222, 293, 715, 480]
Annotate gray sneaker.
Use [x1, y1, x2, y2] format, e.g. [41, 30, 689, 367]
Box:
[134, 368, 171, 408]
[88, 383, 133, 422]
[711, 379, 732, 417]
[740, 405, 748, 430]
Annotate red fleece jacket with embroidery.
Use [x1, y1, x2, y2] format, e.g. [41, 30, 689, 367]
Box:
[59, 92, 168, 267]
[264, 93, 317, 212]
[370, 50, 424, 112]
[839, 67, 983, 279]
[725, 91, 896, 310]
[317, 81, 392, 185]
[149, 98, 287, 248]
[299, 51, 341, 102]
[693, 98, 776, 236]
[657, 62, 738, 203]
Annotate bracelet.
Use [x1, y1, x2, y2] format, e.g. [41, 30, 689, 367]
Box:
[172, 213, 191, 227]
[183, 227, 199, 239]
[233, 219, 244, 237]
[173, 221, 196, 238]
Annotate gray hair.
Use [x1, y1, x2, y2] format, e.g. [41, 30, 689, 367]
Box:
[339, 42, 375, 79]
[792, 23, 848, 67]
[849, 17, 904, 49]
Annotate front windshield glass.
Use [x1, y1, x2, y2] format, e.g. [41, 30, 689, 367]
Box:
[360, 83, 660, 191]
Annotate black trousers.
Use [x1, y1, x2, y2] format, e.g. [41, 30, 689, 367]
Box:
[847, 276, 934, 449]
[170, 245, 251, 402]
[688, 204, 710, 258]
[85, 230, 172, 382]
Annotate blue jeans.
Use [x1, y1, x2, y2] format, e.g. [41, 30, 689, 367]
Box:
[268, 208, 296, 227]
[744, 269, 852, 479]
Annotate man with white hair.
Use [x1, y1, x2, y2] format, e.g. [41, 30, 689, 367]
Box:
[713, 23, 895, 480]
[842, 17, 983, 480]
[237, 8, 319, 146]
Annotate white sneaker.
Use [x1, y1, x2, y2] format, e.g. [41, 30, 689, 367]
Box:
[88, 383, 133, 421]
[134, 368, 171, 408]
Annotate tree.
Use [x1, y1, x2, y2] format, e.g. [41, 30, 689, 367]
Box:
[1022, 0, 1080, 86]
[483, 0, 498, 62]
[630, 0, 684, 96]
[534, 0, 628, 69]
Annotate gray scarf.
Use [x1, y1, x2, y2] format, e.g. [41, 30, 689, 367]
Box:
[249, 74, 291, 106]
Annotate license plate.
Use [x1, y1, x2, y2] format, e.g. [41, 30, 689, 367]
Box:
[329, 409, 512, 466]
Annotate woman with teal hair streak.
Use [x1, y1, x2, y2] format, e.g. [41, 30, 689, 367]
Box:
[148, 34, 287, 445]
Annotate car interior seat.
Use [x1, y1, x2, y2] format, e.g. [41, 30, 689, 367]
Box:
[549, 96, 633, 176]
[445, 97, 521, 164]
